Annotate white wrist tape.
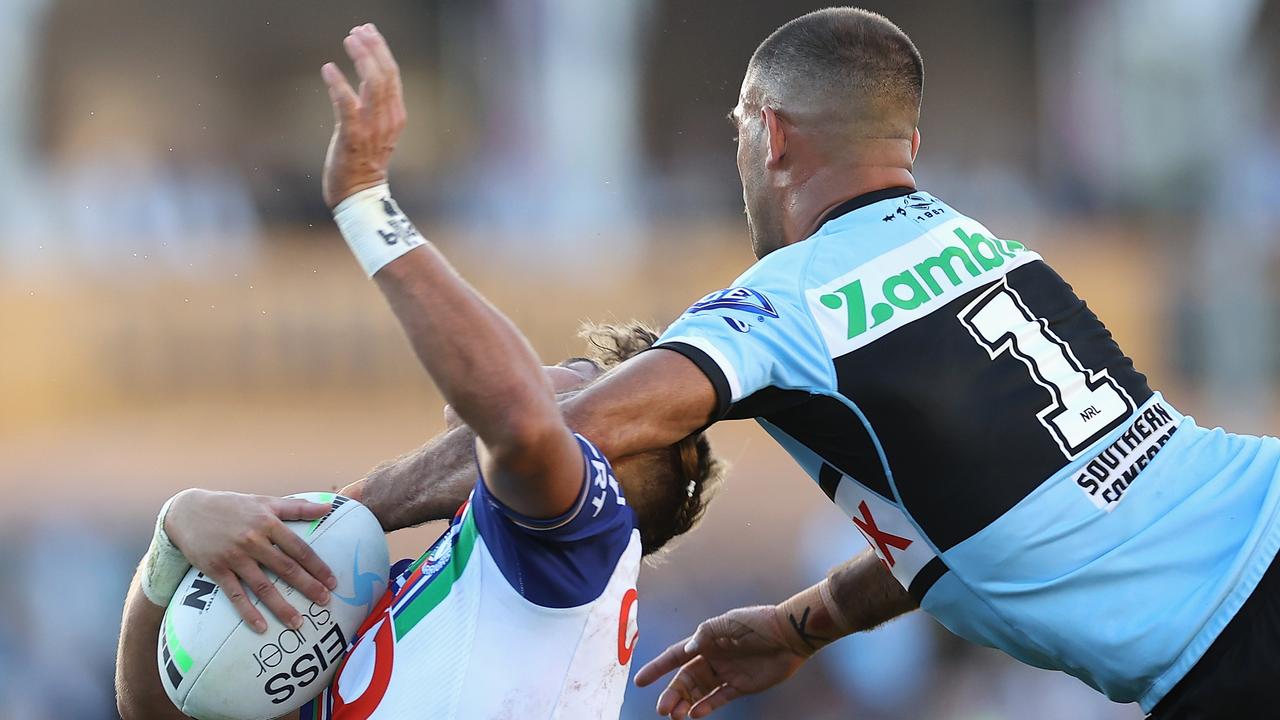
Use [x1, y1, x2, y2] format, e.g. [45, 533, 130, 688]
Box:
[140, 494, 191, 607]
[332, 184, 426, 277]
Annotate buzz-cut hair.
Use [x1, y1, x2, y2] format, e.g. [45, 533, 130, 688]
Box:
[746, 7, 924, 136]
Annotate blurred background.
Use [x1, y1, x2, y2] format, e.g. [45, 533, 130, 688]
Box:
[2, 0, 1279, 717]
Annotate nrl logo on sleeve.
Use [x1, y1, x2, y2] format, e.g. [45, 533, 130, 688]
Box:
[686, 287, 780, 319]
[807, 221, 1040, 355]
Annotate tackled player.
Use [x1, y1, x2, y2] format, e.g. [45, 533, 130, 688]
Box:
[113, 24, 723, 720]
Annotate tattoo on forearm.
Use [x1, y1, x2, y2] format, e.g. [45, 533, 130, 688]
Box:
[787, 606, 829, 651]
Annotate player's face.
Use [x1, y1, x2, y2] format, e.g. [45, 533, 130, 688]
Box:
[732, 85, 786, 259]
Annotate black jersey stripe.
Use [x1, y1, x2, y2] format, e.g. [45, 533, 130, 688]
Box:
[908, 556, 948, 602]
[746, 394, 895, 500]
[818, 463, 842, 501]
[831, 261, 1153, 552]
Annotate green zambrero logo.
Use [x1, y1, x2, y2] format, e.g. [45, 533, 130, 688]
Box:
[818, 228, 1027, 340]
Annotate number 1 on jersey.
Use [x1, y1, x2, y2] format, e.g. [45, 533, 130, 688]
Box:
[959, 280, 1133, 458]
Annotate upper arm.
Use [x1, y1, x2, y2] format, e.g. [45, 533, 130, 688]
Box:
[567, 277, 830, 461]
[654, 284, 833, 418]
[560, 348, 720, 460]
[472, 434, 637, 607]
[560, 277, 831, 460]
[476, 423, 584, 522]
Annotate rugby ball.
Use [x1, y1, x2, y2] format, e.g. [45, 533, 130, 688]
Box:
[158, 493, 389, 720]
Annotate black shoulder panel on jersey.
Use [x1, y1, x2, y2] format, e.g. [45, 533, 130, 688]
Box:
[726, 386, 811, 420]
[832, 260, 1153, 552]
[734, 391, 894, 500]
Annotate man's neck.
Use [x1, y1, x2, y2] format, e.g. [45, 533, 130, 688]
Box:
[783, 165, 916, 247]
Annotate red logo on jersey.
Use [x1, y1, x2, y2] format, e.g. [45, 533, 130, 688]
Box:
[330, 610, 395, 719]
[851, 500, 912, 569]
[617, 588, 639, 666]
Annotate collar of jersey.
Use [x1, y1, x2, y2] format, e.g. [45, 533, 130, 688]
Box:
[814, 186, 916, 231]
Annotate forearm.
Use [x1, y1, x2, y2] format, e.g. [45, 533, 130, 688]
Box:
[827, 547, 918, 630]
[115, 566, 189, 720]
[352, 353, 718, 531]
[775, 548, 918, 654]
[560, 348, 718, 460]
[325, 33, 557, 458]
[354, 424, 480, 531]
[372, 244, 563, 465]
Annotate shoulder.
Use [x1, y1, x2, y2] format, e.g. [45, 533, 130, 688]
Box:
[469, 435, 638, 608]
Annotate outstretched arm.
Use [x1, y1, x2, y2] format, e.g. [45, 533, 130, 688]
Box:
[342, 425, 479, 530]
[322, 25, 593, 518]
[633, 548, 917, 719]
[347, 349, 718, 531]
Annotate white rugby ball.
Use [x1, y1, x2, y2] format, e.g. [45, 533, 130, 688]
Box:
[158, 493, 389, 720]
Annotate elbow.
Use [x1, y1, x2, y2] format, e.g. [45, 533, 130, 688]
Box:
[488, 414, 568, 473]
[116, 693, 144, 720]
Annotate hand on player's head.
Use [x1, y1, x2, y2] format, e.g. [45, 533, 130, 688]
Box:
[164, 489, 338, 633]
[320, 23, 408, 210]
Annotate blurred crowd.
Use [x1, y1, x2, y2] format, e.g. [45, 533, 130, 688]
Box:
[4, 1, 1280, 718]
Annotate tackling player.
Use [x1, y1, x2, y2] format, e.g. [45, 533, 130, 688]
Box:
[335, 10, 1280, 720]
[113, 24, 723, 719]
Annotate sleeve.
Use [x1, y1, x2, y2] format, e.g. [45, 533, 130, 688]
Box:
[469, 434, 638, 608]
[654, 264, 833, 420]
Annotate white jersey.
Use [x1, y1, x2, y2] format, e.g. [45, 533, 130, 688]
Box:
[301, 435, 642, 720]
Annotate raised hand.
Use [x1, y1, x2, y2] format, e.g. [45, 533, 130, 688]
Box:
[320, 23, 408, 210]
[634, 605, 813, 719]
[164, 489, 337, 633]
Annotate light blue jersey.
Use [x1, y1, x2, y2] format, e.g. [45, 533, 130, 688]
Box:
[655, 187, 1280, 710]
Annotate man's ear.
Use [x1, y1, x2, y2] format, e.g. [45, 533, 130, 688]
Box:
[761, 106, 787, 168]
[911, 127, 921, 162]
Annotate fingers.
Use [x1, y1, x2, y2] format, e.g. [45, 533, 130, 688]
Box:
[657, 657, 723, 719]
[255, 542, 332, 609]
[207, 568, 268, 633]
[234, 557, 303, 631]
[321, 62, 358, 126]
[681, 616, 735, 658]
[345, 25, 404, 124]
[345, 30, 385, 107]
[689, 685, 741, 718]
[266, 517, 338, 593]
[362, 24, 401, 82]
[270, 497, 332, 521]
[635, 635, 696, 687]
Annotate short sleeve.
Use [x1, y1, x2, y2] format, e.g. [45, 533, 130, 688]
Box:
[470, 434, 638, 608]
[655, 259, 833, 420]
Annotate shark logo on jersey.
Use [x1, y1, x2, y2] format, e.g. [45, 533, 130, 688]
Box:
[808, 220, 1038, 356]
[686, 287, 779, 319]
